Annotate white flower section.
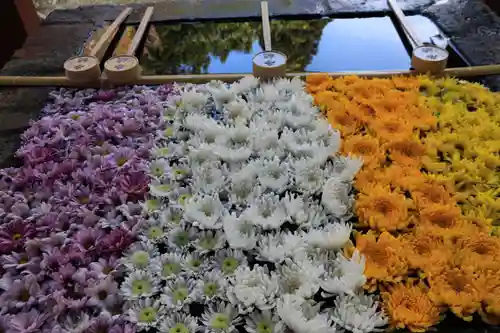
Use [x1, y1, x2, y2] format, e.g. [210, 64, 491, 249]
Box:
[304, 222, 352, 250]
[191, 161, 227, 194]
[223, 211, 258, 251]
[330, 294, 387, 333]
[160, 313, 199, 333]
[226, 265, 280, 314]
[151, 253, 185, 280]
[160, 277, 197, 310]
[185, 194, 226, 229]
[127, 298, 165, 329]
[321, 177, 354, 218]
[258, 157, 291, 191]
[121, 242, 158, 271]
[257, 232, 306, 263]
[194, 270, 228, 303]
[195, 230, 226, 254]
[245, 310, 285, 333]
[215, 249, 248, 275]
[121, 271, 159, 299]
[277, 294, 336, 333]
[278, 256, 324, 298]
[321, 251, 367, 297]
[201, 302, 242, 333]
[246, 194, 288, 230]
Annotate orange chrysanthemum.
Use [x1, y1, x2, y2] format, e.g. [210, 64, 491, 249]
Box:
[355, 232, 408, 291]
[454, 234, 500, 271]
[371, 115, 414, 142]
[410, 181, 454, 209]
[427, 266, 483, 320]
[342, 134, 385, 168]
[384, 136, 425, 166]
[401, 232, 454, 277]
[417, 203, 463, 236]
[382, 281, 443, 332]
[376, 165, 425, 191]
[478, 269, 500, 325]
[356, 185, 414, 231]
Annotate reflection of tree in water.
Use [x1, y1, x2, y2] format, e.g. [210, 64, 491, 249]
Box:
[142, 19, 328, 75]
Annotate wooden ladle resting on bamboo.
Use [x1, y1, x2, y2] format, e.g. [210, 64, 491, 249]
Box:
[104, 7, 154, 84]
[251, 1, 287, 78]
[63, 8, 133, 82]
[388, 0, 449, 74]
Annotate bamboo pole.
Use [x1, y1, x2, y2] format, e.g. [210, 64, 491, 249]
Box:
[0, 64, 499, 87]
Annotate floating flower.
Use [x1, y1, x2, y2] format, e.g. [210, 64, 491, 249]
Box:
[201, 302, 242, 333]
[245, 310, 285, 333]
[160, 277, 197, 310]
[321, 250, 366, 297]
[127, 298, 165, 329]
[215, 249, 248, 275]
[277, 294, 334, 333]
[330, 294, 387, 333]
[223, 212, 258, 251]
[159, 313, 199, 333]
[185, 194, 226, 229]
[279, 256, 324, 298]
[304, 222, 352, 250]
[195, 230, 226, 254]
[195, 270, 228, 303]
[121, 271, 159, 299]
[151, 253, 185, 280]
[382, 282, 443, 332]
[247, 194, 288, 230]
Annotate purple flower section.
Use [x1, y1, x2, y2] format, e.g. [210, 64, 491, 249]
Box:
[0, 85, 173, 332]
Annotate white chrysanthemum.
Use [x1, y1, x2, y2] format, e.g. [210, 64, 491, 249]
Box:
[160, 277, 197, 310]
[121, 271, 159, 299]
[336, 156, 363, 182]
[127, 298, 165, 329]
[195, 270, 228, 303]
[185, 114, 224, 139]
[223, 100, 253, 121]
[160, 207, 184, 228]
[138, 217, 168, 243]
[168, 187, 192, 207]
[245, 310, 286, 333]
[183, 252, 212, 274]
[59, 311, 91, 332]
[149, 158, 170, 180]
[121, 242, 158, 271]
[321, 177, 354, 217]
[191, 161, 227, 194]
[188, 142, 219, 165]
[213, 145, 253, 164]
[277, 294, 335, 333]
[168, 227, 196, 250]
[195, 230, 226, 254]
[223, 212, 258, 251]
[329, 294, 387, 333]
[321, 250, 367, 297]
[160, 313, 199, 333]
[215, 248, 248, 275]
[282, 99, 316, 130]
[151, 141, 185, 159]
[304, 222, 352, 250]
[151, 253, 185, 280]
[250, 128, 286, 159]
[181, 89, 209, 111]
[293, 158, 328, 194]
[140, 198, 162, 214]
[208, 83, 236, 110]
[159, 122, 183, 140]
[149, 179, 177, 198]
[258, 158, 291, 191]
[226, 265, 280, 314]
[246, 194, 288, 230]
[278, 256, 324, 298]
[228, 180, 262, 206]
[230, 76, 259, 94]
[185, 194, 226, 229]
[257, 232, 306, 263]
[168, 161, 191, 182]
[274, 77, 303, 93]
[294, 200, 328, 229]
[201, 302, 242, 333]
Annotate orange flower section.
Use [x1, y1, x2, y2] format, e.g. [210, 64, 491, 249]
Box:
[307, 74, 500, 330]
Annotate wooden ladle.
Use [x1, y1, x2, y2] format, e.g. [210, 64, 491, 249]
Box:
[103, 6, 154, 85]
[388, 0, 449, 74]
[252, 1, 287, 78]
[64, 7, 132, 83]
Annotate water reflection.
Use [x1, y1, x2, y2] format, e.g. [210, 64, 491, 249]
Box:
[138, 15, 451, 75]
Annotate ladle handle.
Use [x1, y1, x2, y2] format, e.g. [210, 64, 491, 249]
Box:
[90, 7, 133, 58]
[387, 0, 422, 48]
[127, 6, 155, 56]
[261, 1, 272, 51]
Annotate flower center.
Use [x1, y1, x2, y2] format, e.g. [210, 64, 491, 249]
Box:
[174, 231, 189, 246]
[257, 322, 273, 333]
[145, 199, 161, 211]
[157, 147, 169, 156]
[201, 203, 214, 217]
[152, 166, 163, 178]
[138, 307, 157, 323]
[173, 287, 189, 302]
[169, 323, 189, 333]
[19, 257, 28, 265]
[102, 266, 113, 275]
[190, 259, 201, 269]
[71, 114, 80, 120]
[77, 196, 90, 204]
[117, 157, 128, 167]
[131, 251, 150, 268]
[179, 194, 191, 205]
[222, 257, 239, 274]
[211, 314, 230, 330]
[200, 236, 217, 250]
[162, 263, 181, 277]
[98, 290, 108, 300]
[148, 226, 163, 239]
[132, 279, 152, 295]
[18, 288, 30, 302]
[13, 233, 22, 240]
[203, 282, 218, 296]
[164, 127, 174, 137]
